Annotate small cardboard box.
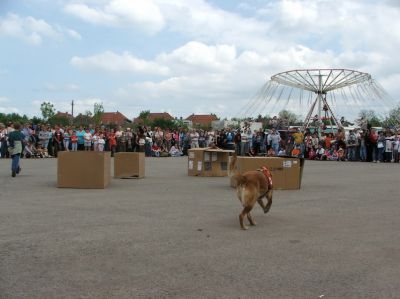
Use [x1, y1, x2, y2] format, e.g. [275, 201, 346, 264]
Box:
[114, 152, 145, 178]
[188, 148, 234, 177]
[231, 156, 304, 190]
[57, 151, 111, 189]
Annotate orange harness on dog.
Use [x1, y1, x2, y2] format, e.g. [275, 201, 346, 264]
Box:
[260, 166, 273, 189]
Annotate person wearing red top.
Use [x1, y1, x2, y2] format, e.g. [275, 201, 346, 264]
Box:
[70, 131, 78, 151]
[108, 129, 117, 156]
[325, 133, 332, 149]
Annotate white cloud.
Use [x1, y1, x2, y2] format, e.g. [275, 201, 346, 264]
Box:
[44, 83, 80, 92]
[156, 41, 237, 75]
[64, 28, 82, 40]
[0, 96, 9, 103]
[0, 13, 82, 45]
[0, 106, 20, 114]
[71, 51, 170, 75]
[65, 0, 165, 34]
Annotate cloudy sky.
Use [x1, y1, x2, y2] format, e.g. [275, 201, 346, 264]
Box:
[0, 0, 399, 121]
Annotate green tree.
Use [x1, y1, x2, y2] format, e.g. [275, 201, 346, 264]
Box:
[356, 110, 382, 127]
[74, 113, 92, 127]
[0, 113, 29, 124]
[278, 110, 300, 127]
[151, 118, 177, 130]
[138, 110, 151, 126]
[384, 105, 400, 128]
[40, 102, 56, 121]
[48, 115, 71, 127]
[92, 102, 104, 125]
[31, 116, 43, 125]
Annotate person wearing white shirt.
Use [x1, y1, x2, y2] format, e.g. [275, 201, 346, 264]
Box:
[83, 129, 92, 151]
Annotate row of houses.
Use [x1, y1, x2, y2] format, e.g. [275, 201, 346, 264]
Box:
[54, 111, 219, 128]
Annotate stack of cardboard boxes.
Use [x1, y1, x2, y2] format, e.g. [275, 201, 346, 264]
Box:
[57, 152, 145, 189]
[188, 148, 234, 177]
[230, 156, 304, 190]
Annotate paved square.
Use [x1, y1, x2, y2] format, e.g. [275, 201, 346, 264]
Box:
[1, 158, 399, 298]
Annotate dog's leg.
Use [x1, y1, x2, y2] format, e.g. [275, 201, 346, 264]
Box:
[247, 212, 256, 226]
[257, 198, 267, 211]
[239, 207, 251, 230]
[264, 190, 273, 214]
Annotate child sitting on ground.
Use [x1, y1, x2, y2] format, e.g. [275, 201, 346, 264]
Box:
[169, 145, 182, 157]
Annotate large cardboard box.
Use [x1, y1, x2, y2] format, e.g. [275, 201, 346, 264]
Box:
[231, 156, 304, 190]
[188, 148, 234, 177]
[57, 151, 111, 189]
[114, 152, 145, 178]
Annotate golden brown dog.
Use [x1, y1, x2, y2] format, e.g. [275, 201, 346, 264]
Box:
[230, 154, 273, 230]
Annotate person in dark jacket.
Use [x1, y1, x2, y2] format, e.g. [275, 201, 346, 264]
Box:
[7, 122, 25, 177]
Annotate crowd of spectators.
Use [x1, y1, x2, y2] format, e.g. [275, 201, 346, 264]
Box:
[1, 121, 399, 163]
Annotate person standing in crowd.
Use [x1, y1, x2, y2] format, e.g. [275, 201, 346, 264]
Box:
[384, 132, 393, 162]
[376, 131, 385, 162]
[0, 123, 7, 158]
[53, 126, 63, 157]
[369, 128, 378, 162]
[76, 126, 85, 151]
[154, 127, 164, 147]
[98, 134, 105, 152]
[225, 129, 235, 151]
[240, 129, 248, 156]
[172, 130, 180, 150]
[234, 129, 241, 155]
[108, 128, 117, 155]
[293, 128, 304, 157]
[7, 122, 25, 177]
[393, 132, 400, 163]
[83, 128, 92, 151]
[359, 131, 367, 162]
[125, 127, 133, 152]
[70, 131, 78, 151]
[63, 128, 70, 151]
[198, 130, 206, 148]
[346, 130, 357, 161]
[268, 128, 281, 154]
[137, 127, 146, 153]
[190, 129, 199, 148]
[38, 125, 47, 152]
[165, 129, 173, 151]
[92, 131, 100, 151]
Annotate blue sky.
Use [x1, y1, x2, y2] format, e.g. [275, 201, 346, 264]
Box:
[0, 0, 399, 121]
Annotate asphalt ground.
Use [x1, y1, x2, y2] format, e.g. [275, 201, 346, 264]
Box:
[0, 157, 399, 299]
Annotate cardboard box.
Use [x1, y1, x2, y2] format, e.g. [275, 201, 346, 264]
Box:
[230, 156, 304, 190]
[114, 152, 145, 178]
[188, 148, 234, 177]
[57, 151, 111, 189]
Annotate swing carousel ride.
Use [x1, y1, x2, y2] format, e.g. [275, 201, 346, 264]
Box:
[239, 68, 397, 132]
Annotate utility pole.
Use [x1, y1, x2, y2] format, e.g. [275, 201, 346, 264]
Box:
[71, 100, 74, 117]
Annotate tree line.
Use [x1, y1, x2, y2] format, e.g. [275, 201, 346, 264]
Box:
[1, 102, 399, 130]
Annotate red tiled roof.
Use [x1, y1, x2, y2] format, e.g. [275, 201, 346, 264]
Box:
[185, 114, 218, 125]
[101, 111, 130, 125]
